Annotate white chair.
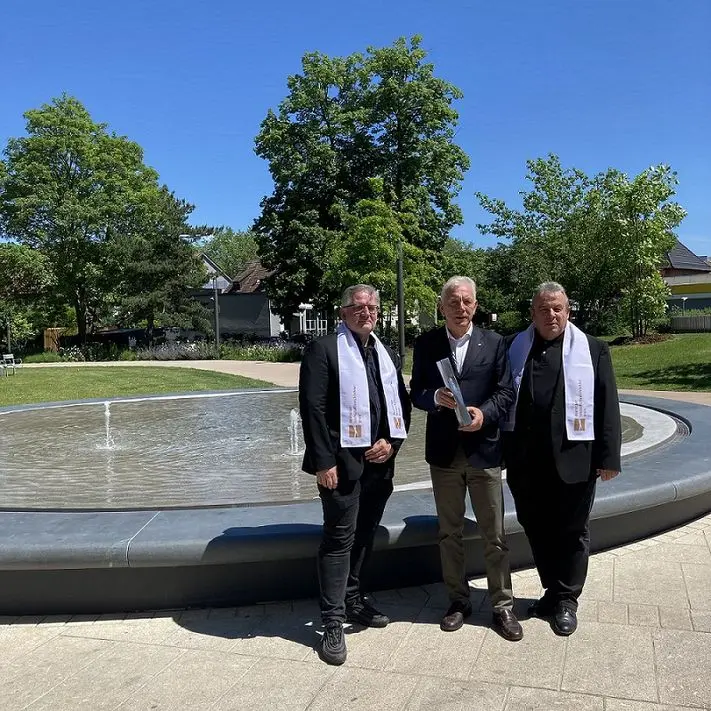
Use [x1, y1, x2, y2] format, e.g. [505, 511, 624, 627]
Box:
[2, 353, 22, 375]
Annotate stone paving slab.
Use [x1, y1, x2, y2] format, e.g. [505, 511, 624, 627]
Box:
[1, 507, 710, 710]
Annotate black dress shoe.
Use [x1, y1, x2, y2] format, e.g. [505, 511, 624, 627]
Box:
[552, 606, 578, 636]
[346, 599, 390, 628]
[492, 609, 523, 641]
[440, 601, 472, 632]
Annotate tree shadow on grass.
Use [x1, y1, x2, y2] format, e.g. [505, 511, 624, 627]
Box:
[630, 363, 711, 390]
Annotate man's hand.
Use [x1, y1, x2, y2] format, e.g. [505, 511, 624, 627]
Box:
[364, 438, 394, 464]
[597, 469, 619, 482]
[458, 406, 484, 432]
[316, 466, 338, 489]
[435, 387, 458, 410]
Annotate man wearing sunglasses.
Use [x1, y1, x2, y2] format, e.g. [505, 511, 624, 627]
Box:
[299, 284, 411, 665]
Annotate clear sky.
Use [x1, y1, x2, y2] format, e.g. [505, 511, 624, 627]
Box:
[2, 0, 709, 256]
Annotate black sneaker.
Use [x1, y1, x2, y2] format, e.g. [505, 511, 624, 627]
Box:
[346, 599, 390, 628]
[320, 621, 347, 665]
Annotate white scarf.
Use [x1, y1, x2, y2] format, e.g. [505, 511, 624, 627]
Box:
[337, 323, 407, 447]
[503, 322, 595, 440]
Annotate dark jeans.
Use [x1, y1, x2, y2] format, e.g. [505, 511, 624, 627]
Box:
[507, 459, 597, 611]
[317, 467, 393, 624]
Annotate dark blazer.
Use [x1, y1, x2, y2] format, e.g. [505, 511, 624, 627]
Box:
[506, 332, 622, 484]
[299, 332, 411, 481]
[410, 325, 515, 469]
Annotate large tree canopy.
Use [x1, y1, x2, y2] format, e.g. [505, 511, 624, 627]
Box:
[254, 36, 469, 320]
[0, 95, 207, 342]
[476, 155, 685, 335]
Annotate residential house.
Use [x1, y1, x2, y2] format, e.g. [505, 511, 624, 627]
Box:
[661, 239, 711, 311]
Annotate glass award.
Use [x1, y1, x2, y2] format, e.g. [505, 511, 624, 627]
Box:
[436, 357, 473, 427]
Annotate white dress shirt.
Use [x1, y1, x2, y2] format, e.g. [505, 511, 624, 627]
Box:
[434, 323, 473, 408]
[446, 323, 473, 373]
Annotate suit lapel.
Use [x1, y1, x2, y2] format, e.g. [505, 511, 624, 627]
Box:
[458, 326, 486, 378]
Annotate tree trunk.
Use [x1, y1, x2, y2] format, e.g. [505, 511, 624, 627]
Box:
[74, 300, 87, 345]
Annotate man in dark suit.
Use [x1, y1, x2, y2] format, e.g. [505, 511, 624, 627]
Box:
[299, 284, 411, 665]
[504, 282, 621, 636]
[410, 276, 522, 641]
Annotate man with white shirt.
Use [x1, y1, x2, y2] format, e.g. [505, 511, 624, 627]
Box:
[410, 276, 521, 641]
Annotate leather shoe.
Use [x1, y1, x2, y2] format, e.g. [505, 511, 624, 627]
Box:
[492, 609, 523, 641]
[440, 601, 472, 632]
[552, 606, 578, 636]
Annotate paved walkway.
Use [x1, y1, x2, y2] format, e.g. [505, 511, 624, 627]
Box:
[6, 362, 710, 709]
[2, 516, 710, 710]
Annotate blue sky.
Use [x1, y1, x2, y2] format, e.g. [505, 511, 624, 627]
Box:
[2, 0, 709, 256]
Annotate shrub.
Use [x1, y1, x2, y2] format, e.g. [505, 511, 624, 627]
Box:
[491, 310, 527, 336]
[23, 351, 64, 363]
[220, 340, 303, 362]
[134, 341, 217, 361]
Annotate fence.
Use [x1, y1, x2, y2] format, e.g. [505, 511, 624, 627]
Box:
[670, 315, 711, 333]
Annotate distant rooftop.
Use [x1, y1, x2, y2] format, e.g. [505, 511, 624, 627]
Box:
[664, 239, 711, 272]
[233, 260, 274, 293]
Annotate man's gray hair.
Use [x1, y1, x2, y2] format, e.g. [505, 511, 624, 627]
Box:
[532, 281, 568, 302]
[341, 284, 380, 307]
[440, 276, 477, 302]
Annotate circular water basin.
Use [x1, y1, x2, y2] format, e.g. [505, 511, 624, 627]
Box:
[0, 391, 665, 510]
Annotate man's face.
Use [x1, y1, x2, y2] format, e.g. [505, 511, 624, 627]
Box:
[340, 290, 379, 340]
[531, 291, 570, 340]
[440, 284, 477, 335]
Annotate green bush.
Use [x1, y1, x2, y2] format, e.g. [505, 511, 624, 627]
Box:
[491, 310, 527, 335]
[219, 342, 303, 362]
[23, 351, 64, 363]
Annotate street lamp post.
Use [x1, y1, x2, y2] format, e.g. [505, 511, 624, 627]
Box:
[213, 274, 220, 356]
[397, 237, 405, 365]
[682, 296, 688, 315]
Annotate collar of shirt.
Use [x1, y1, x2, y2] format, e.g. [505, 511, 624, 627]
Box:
[446, 323, 473, 371]
[446, 323, 473, 347]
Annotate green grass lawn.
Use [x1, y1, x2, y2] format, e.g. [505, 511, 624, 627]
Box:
[401, 333, 711, 391]
[610, 333, 711, 391]
[0, 367, 272, 407]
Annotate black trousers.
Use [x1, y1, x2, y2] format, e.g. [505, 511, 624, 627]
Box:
[507, 455, 597, 611]
[317, 467, 393, 624]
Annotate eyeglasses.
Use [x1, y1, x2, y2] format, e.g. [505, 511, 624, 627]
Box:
[344, 304, 379, 316]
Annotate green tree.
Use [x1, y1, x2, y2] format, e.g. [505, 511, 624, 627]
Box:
[0, 95, 159, 342]
[323, 181, 439, 315]
[254, 36, 468, 320]
[0, 243, 53, 350]
[199, 227, 259, 278]
[476, 156, 685, 334]
[107, 187, 210, 343]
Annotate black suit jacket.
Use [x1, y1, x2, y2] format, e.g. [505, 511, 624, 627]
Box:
[410, 325, 514, 469]
[299, 332, 411, 481]
[506, 332, 622, 484]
